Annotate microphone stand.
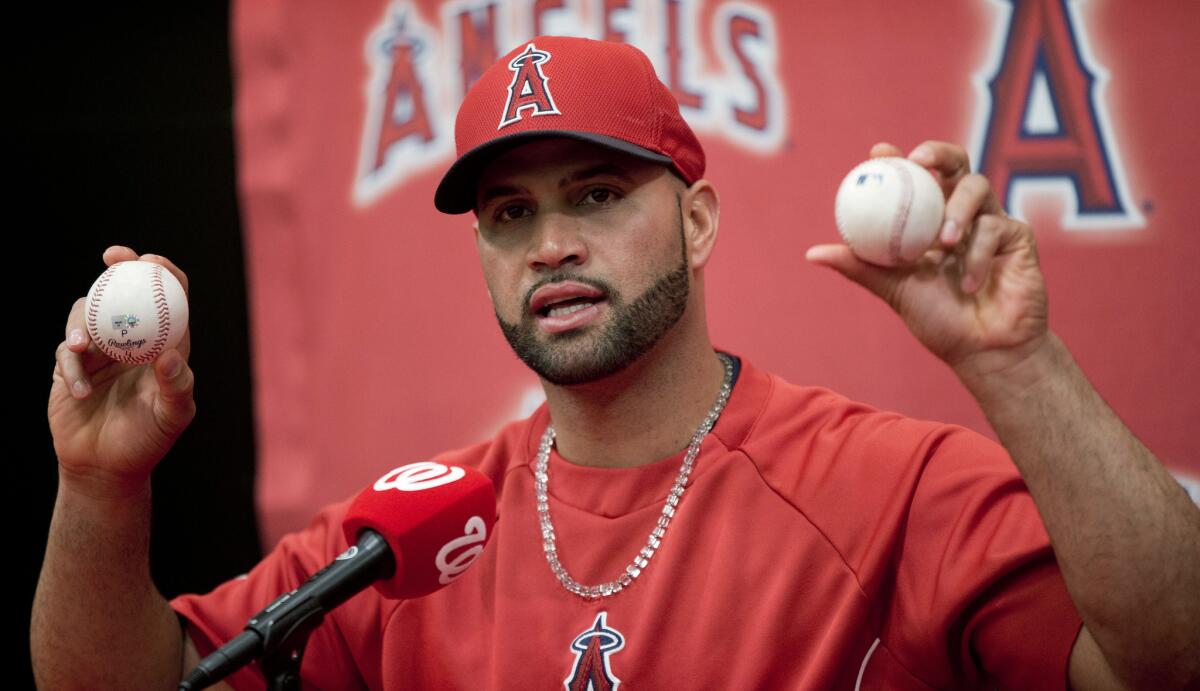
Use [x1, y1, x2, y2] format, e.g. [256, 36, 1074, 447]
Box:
[180, 531, 395, 690]
[256, 591, 323, 691]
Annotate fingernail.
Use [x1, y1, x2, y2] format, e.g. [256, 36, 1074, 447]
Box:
[961, 274, 978, 293]
[941, 219, 961, 244]
[910, 145, 934, 164]
[69, 329, 85, 347]
[72, 379, 90, 398]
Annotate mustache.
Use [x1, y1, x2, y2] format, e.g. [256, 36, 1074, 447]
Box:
[522, 273, 616, 312]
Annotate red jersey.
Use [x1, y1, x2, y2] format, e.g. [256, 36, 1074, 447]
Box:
[173, 355, 1082, 689]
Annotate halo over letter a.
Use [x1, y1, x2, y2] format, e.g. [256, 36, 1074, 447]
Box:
[499, 43, 561, 129]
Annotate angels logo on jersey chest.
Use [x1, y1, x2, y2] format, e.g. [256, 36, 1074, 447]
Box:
[564, 612, 625, 691]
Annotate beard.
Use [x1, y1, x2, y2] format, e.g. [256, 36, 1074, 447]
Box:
[495, 211, 690, 386]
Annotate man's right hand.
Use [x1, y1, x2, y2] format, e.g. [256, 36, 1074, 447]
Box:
[49, 245, 196, 497]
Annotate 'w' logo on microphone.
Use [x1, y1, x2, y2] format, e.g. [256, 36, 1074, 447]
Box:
[563, 612, 624, 691]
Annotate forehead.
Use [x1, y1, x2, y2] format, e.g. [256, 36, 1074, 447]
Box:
[475, 138, 668, 201]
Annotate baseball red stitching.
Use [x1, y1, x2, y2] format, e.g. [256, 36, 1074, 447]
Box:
[141, 265, 172, 364]
[884, 159, 914, 264]
[85, 264, 118, 354]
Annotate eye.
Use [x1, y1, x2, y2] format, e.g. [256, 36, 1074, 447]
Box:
[578, 187, 620, 206]
[494, 202, 531, 223]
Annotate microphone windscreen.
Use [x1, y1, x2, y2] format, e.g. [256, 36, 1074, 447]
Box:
[343, 461, 496, 599]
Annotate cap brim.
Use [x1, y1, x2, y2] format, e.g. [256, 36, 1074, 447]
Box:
[434, 130, 674, 214]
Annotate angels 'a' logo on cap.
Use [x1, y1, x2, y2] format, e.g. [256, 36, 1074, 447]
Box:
[498, 43, 561, 129]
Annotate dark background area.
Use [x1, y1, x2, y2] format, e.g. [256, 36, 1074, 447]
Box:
[17, 4, 261, 686]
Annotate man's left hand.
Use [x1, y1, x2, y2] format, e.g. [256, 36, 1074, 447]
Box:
[807, 141, 1049, 380]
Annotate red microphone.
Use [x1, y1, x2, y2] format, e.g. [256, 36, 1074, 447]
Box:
[180, 461, 496, 690]
[343, 460, 497, 598]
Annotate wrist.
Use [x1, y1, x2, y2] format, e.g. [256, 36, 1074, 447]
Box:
[953, 331, 1071, 410]
[57, 463, 153, 505]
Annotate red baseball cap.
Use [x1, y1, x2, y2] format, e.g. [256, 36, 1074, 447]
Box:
[434, 35, 706, 214]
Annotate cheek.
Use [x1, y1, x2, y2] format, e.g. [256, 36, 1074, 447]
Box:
[623, 215, 683, 273]
[476, 250, 524, 318]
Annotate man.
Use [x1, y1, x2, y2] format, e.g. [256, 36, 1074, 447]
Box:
[34, 35, 1198, 690]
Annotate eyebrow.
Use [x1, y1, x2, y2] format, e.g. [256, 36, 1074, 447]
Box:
[478, 184, 526, 208]
[477, 163, 636, 208]
[560, 164, 635, 188]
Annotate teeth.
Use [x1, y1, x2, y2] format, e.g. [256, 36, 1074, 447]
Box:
[547, 302, 592, 318]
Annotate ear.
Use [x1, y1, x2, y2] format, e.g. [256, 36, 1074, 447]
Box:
[681, 179, 720, 269]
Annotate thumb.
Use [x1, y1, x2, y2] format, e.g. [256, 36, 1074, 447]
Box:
[805, 244, 900, 303]
[152, 349, 197, 436]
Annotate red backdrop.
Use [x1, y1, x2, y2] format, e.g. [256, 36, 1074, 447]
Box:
[232, 0, 1200, 546]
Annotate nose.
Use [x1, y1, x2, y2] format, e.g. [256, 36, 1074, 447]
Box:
[526, 211, 588, 271]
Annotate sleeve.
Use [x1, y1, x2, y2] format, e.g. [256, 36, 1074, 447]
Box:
[882, 427, 1084, 690]
[171, 497, 377, 691]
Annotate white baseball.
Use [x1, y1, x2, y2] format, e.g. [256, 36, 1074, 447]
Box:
[85, 260, 189, 364]
[834, 157, 945, 266]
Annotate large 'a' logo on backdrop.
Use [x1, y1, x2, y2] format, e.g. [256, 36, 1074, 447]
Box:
[499, 43, 561, 129]
[973, 0, 1141, 230]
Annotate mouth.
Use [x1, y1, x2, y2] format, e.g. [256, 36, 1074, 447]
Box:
[529, 281, 608, 333]
[539, 296, 599, 318]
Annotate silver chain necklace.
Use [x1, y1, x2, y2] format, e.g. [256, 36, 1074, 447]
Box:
[535, 353, 734, 599]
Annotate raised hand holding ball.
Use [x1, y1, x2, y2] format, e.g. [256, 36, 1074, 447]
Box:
[85, 260, 189, 364]
[834, 157, 944, 266]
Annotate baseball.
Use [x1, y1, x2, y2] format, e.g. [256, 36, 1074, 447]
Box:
[85, 260, 189, 364]
[834, 157, 945, 266]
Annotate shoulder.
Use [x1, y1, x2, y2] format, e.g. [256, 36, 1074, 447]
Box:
[729, 359, 1025, 562]
[730, 358, 1001, 470]
[746, 366, 1015, 493]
